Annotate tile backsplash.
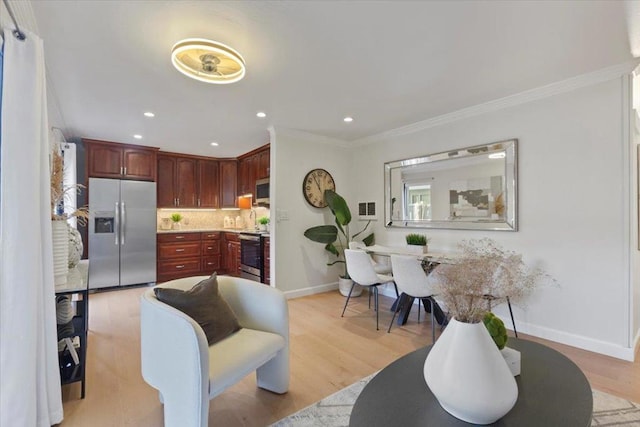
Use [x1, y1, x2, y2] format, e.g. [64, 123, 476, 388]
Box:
[157, 207, 270, 231]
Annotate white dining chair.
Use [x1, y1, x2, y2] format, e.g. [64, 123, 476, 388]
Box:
[343, 249, 395, 330]
[389, 254, 439, 343]
[348, 241, 392, 274]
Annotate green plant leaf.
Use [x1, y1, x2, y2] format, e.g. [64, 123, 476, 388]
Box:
[325, 190, 351, 226]
[304, 225, 338, 244]
[325, 243, 339, 256]
[362, 232, 375, 246]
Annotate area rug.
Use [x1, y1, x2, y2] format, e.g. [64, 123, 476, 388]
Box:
[271, 374, 640, 426]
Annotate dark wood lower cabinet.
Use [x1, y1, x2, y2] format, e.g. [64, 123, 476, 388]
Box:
[157, 232, 222, 283]
[223, 232, 241, 277]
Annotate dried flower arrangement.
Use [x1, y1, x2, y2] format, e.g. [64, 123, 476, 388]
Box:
[431, 238, 550, 323]
[51, 146, 89, 225]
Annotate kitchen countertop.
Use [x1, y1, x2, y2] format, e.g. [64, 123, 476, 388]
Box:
[157, 228, 270, 236]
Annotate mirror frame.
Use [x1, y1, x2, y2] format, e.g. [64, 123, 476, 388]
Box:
[384, 139, 518, 231]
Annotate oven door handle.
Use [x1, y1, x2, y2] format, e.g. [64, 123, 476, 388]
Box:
[239, 234, 261, 242]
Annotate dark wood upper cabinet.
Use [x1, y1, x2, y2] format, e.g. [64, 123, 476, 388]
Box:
[238, 158, 250, 196]
[219, 160, 238, 208]
[257, 148, 270, 179]
[157, 155, 177, 208]
[237, 145, 270, 199]
[197, 159, 219, 208]
[176, 158, 198, 207]
[84, 139, 157, 181]
[157, 154, 198, 208]
[155, 144, 266, 209]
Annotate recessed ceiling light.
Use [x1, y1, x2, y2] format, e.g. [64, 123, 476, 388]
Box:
[171, 38, 246, 84]
[488, 152, 506, 159]
[143, 112, 155, 118]
[343, 116, 354, 123]
[133, 134, 143, 139]
[210, 142, 219, 146]
[256, 112, 266, 118]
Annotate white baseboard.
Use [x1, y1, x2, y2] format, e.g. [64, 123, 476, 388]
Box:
[283, 282, 338, 299]
[378, 286, 636, 361]
[512, 321, 635, 361]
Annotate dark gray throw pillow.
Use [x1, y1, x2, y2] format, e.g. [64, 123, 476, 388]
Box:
[154, 274, 241, 345]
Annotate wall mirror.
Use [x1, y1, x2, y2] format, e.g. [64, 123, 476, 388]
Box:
[384, 139, 518, 231]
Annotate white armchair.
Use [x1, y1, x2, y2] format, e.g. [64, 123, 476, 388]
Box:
[140, 275, 289, 427]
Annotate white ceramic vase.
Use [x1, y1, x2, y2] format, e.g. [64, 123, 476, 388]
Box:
[56, 295, 74, 324]
[68, 225, 83, 268]
[52, 220, 69, 285]
[338, 277, 362, 297]
[423, 318, 518, 424]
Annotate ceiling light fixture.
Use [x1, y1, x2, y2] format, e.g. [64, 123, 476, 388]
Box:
[210, 142, 219, 146]
[256, 112, 266, 118]
[343, 116, 354, 123]
[133, 134, 143, 139]
[488, 152, 506, 159]
[143, 112, 155, 118]
[171, 38, 246, 84]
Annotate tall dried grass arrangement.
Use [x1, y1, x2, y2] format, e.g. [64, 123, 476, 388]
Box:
[431, 238, 549, 323]
[51, 147, 89, 226]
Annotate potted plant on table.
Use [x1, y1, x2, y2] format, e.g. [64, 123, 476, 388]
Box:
[423, 238, 550, 424]
[304, 190, 374, 297]
[405, 233, 429, 254]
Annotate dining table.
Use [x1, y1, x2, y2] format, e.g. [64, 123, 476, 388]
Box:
[362, 245, 457, 326]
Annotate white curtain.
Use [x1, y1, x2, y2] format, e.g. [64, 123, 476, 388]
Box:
[0, 29, 64, 426]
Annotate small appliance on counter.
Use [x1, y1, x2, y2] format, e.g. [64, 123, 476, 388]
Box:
[160, 217, 171, 230]
[224, 216, 233, 229]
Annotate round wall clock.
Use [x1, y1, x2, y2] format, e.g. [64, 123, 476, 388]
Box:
[302, 168, 336, 208]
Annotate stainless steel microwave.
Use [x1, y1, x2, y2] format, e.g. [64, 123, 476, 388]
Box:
[255, 178, 270, 205]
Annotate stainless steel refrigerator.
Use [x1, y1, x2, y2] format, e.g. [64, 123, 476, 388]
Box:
[88, 178, 156, 289]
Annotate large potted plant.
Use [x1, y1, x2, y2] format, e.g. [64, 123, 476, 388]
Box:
[423, 238, 549, 424]
[304, 190, 373, 296]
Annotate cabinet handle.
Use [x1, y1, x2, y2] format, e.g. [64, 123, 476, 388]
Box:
[207, 246, 213, 250]
[175, 248, 185, 252]
[175, 236, 185, 240]
[124, 167, 127, 175]
[198, 198, 201, 207]
[177, 198, 180, 206]
[120, 166, 124, 175]
[175, 265, 185, 269]
[207, 262, 213, 266]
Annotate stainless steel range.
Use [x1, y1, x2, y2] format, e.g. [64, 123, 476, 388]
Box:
[239, 233, 263, 283]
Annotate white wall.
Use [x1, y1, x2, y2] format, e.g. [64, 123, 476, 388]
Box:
[272, 127, 351, 295]
[348, 76, 636, 359]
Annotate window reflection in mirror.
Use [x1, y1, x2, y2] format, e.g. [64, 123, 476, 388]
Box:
[385, 139, 517, 231]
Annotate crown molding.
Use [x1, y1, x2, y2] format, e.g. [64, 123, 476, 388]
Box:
[354, 60, 640, 147]
[272, 126, 352, 148]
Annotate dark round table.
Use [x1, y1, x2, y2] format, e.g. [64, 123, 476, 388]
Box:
[350, 338, 593, 426]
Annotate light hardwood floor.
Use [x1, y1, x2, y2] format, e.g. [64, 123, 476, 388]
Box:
[58, 286, 640, 427]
